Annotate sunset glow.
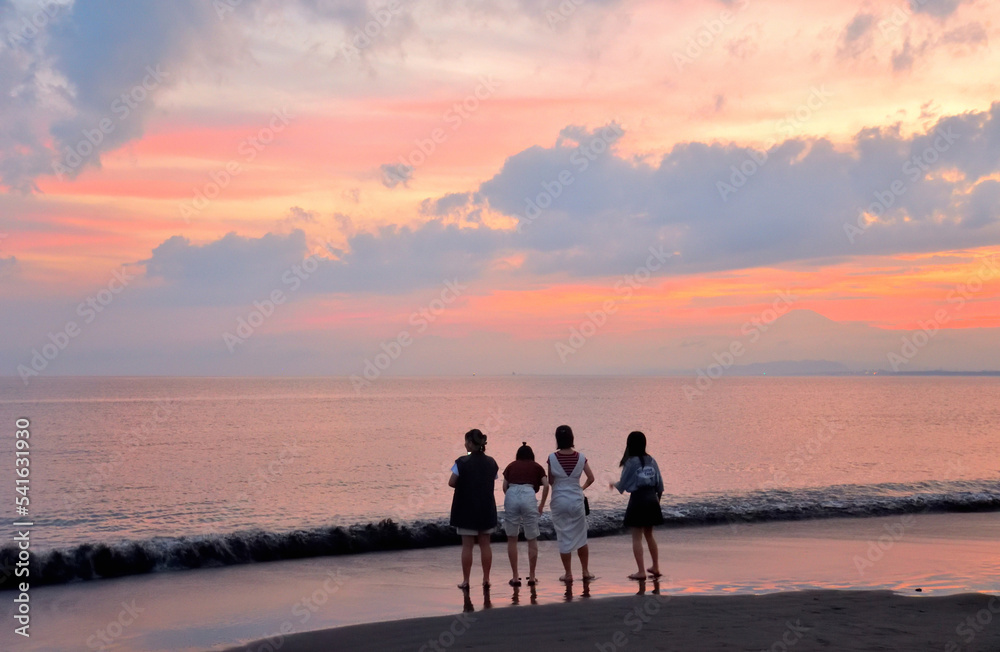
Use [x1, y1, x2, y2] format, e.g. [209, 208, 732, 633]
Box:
[2, 0, 1000, 377]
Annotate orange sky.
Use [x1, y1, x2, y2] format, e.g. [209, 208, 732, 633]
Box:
[2, 0, 999, 375]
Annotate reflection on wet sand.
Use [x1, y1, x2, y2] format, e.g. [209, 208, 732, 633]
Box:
[563, 577, 593, 602]
[460, 585, 495, 612]
[511, 584, 538, 606]
[635, 577, 661, 595]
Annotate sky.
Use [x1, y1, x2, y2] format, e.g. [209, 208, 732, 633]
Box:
[1, 0, 999, 381]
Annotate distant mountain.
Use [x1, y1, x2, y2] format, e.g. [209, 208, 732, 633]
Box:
[726, 360, 853, 375]
[654, 308, 1000, 374]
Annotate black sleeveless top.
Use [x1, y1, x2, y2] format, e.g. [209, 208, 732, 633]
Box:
[449, 452, 499, 531]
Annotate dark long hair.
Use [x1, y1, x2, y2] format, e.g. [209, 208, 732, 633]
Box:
[619, 431, 648, 467]
[554, 424, 574, 450]
[466, 428, 487, 452]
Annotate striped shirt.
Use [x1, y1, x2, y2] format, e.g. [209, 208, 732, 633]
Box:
[554, 451, 580, 475]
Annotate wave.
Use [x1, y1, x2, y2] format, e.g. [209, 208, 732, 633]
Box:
[3, 479, 999, 590]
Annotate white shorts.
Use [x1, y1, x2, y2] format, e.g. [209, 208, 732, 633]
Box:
[503, 484, 540, 539]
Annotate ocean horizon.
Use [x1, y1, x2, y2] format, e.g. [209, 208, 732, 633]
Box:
[3, 375, 998, 589]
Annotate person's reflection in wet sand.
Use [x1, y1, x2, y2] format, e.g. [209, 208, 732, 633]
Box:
[635, 577, 662, 596]
[512, 583, 539, 605]
[462, 587, 474, 613]
[461, 584, 494, 611]
[563, 577, 592, 601]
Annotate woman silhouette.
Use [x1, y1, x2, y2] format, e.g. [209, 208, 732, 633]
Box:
[546, 425, 595, 582]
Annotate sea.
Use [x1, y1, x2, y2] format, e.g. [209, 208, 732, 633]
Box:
[2, 375, 999, 590]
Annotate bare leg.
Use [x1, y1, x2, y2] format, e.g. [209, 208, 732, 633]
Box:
[559, 552, 573, 581]
[579, 544, 593, 579]
[478, 532, 492, 586]
[507, 536, 519, 582]
[527, 538, 538, 583]
[629, 528, 645, 578]
[644, 527, 660, 575]
[459, 535, 474, 587]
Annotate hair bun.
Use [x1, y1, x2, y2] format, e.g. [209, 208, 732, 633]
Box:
[522, 441, 526, 446]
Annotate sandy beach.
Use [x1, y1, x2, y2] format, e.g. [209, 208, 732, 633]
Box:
[220, 511, 1000, 652]
[225, 590, 1000, 652]
[6, 512, 1000, 651]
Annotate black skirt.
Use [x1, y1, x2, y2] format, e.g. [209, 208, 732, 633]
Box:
[623, 487, 664, 528]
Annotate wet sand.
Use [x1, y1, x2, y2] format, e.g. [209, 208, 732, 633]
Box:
[225, 589, 1000, 652]
[5, 512, 1000, 651]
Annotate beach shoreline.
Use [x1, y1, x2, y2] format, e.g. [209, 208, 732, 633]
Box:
[222, 589, 1000, 652]
[6, 512, 1000, 651]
